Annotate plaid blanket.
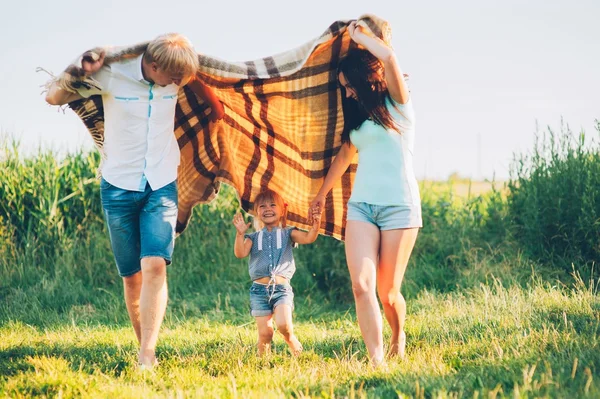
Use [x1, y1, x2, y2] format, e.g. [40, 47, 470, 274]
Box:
[56, 14, 391, 240]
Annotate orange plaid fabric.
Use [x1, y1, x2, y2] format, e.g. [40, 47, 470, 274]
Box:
[58, 15, 391, 240]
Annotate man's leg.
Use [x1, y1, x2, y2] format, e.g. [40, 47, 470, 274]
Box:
[123, 272, 143, 343]
[138, 257, 168, 366]
[138, 180, 178, 367]
[100, 179, 144, 345]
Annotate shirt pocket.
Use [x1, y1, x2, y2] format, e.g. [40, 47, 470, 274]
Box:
[111, 96, 146, 120]
[114, 96, 141, 102]
[150, 93, 179, 125]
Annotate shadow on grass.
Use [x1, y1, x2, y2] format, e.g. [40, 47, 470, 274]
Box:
[0, 342, 134, 377]
[2, 320, 599, 398]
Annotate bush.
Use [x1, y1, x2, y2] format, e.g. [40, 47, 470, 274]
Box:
[508, 120, 600, 269]
[0, 137, 550, 316]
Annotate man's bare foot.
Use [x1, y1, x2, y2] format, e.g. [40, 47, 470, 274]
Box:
[371, 353, 387, 369]
[138, 349, 158, 370]
[388, 331, 406, 359]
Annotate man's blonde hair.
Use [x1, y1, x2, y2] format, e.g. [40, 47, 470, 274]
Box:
[144, 33, 199, 82]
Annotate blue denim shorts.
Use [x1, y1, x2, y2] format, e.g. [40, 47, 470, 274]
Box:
[100, 178, 178, 277]
[249, 282, 294, 317]
[347, 201, 422, 230]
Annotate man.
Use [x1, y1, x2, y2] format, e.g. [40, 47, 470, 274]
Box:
[46, 33, 223, 368]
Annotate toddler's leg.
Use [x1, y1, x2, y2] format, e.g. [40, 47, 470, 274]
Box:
[273, 304, 302, 355]
[255, 315, 274, 356]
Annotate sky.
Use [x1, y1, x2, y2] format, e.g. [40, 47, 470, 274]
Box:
[1, 0, 598, 180]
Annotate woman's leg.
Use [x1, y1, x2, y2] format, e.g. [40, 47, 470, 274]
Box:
[345, 220, 383, 365]
[377, 228, 419, 358]
[273, 304, 302, 355]
[255, 315, 274, 356]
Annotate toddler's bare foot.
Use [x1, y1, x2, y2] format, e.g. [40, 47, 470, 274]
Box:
[288, 336, 303, 356]
[257, 343, 272, 357]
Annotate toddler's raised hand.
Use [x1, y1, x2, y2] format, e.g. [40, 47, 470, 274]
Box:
[233, 212, 251, 235]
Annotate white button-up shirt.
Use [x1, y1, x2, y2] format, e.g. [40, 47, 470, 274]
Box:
[78, 55, 180, 191]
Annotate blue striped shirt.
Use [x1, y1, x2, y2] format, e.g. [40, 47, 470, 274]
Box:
[245, 226, 296, 280]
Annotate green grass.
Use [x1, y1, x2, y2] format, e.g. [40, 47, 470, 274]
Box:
[2, 120, 600, 398]
[509, 120, 600, 269]
[1, 275, 599, 398]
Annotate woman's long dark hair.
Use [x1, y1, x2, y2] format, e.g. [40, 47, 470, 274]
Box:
[338, 49, 401, 144]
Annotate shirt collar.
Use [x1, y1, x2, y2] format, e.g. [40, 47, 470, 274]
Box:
[134, 54, 149, 84]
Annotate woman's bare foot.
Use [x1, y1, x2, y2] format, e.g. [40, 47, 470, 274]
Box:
[388, 331, 406, 359]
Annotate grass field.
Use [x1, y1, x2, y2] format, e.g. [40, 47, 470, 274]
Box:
[2, 273, 599, 398]
[1, 131, 599, 398]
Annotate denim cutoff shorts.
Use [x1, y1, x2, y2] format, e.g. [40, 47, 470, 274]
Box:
[347, 201, 423, 230]
[100, 178, 178, 277]
[249, 282, 294, 317]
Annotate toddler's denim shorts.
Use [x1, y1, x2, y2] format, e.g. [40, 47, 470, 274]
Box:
[249, 282, 294, 317]
[347, 201, 422, 230]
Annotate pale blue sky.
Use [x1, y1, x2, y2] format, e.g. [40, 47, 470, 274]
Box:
[1, 0, 598, 180]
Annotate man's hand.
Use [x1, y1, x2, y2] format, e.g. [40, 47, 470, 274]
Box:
[210, 101, 225, 122]
[81, 49, 106, 76]
[233, 212, 251, 235]
[186, 74, 224, 122]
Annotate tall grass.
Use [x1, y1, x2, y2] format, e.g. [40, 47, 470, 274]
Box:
[0, 141, 102, 246]
[412, 181, 515, 293]
[0, 141, 528, 317]
[508, 121, 600, 269]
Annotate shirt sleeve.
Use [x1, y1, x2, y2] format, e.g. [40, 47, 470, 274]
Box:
[244, 231, 256, 242]
[76, 65, 112, 98]
[389, 96, 415, 129]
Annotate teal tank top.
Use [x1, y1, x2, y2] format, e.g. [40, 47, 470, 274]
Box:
[349, 97, 420, 206]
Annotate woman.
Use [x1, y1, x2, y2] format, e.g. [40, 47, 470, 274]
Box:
[310, 21, 421, 366]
